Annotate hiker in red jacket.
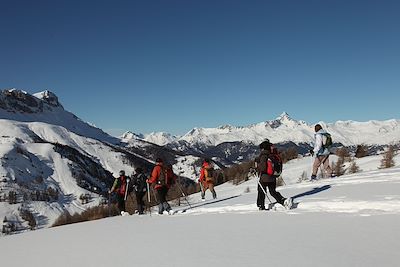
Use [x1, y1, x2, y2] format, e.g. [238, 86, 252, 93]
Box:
[147, 158, 175, 214]
[199, 159, 217, 200]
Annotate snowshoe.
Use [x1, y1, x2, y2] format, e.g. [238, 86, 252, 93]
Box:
[168, 210, 177, 215]
[284, 197, 293, 210]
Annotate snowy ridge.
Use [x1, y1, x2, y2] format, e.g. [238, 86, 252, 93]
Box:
[178, 113, 400, 146]
[122, 130, 178, 146]
[129, 112, 400, 147]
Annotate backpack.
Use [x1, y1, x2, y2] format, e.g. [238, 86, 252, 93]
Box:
[260, 153, 283, 177]
[321, 132, 333, 149]
[204, 167, 215, 182]
[166, 166, 176, 186]
[268, 153, 283, 176]
[133, 173, 147, 192]
[117, 176, 127, 195]
[156, 166, 168, 186]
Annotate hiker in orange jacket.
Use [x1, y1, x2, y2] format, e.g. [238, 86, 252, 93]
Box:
[199, 159, 217, 200]
[147, 158, 175, 214]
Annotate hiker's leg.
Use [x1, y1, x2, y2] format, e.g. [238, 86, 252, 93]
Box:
[267, 181, 284, 205]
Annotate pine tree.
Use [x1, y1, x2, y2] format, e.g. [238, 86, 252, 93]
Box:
[355, 144, 368, 158]
[379, 146, 396, 169]
[336, 147, 351, 162]
[333, 157, 346, 176]
[348, 158, 360, 174]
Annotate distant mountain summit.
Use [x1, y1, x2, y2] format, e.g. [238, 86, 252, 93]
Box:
[33, 90, 63, 108]
[121, 130, 178, 146]
[121, 131, 145, 140]
[0, 88, 118, 144]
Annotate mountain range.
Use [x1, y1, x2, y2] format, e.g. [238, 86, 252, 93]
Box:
[1, 88, 399, 233]
[128, 111, 400, 147]
[124, 111, 400, 165]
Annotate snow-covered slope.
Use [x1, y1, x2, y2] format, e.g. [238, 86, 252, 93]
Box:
[0, 118, 203, 232]
[0, 118, 204, 228]
[1, 154, 399, 267]
[0, 89, 208, 233]
[0, 118, 139, 228]
[0, 89, 119, 144]
[1, 88, 398, 238]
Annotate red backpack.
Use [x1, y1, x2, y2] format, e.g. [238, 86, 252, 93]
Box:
[118, 176, 127, 195]
[260, 152, 283, 177]
[267, 153, 283, 177]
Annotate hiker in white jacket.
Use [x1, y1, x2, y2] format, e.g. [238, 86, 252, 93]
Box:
[310, 124, 333, 180]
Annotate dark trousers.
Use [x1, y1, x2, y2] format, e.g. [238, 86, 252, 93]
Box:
[257, 180, 285, 208]
[201, 181, 217, 199]
[156, 186, 171, 214]
[116, 194, 126, 213]
[135, 191, 146, 214]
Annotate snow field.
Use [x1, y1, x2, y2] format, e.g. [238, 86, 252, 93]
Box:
[1, 153, 400, 266]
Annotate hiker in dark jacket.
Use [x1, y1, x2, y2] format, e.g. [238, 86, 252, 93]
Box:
[256, 140, 289, 210]
[132, 167, 147, 215]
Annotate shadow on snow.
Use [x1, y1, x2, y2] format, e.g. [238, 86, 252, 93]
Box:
[180, 195, 241, 212]
[292, 185, 332, 200]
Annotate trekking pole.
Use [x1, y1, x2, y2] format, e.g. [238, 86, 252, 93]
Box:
[280, 176, 287, 186]
[146, 182, 151, 216]
[124, 178, 130, 201]
[147, 182, 151, 202]
[257, 175, 272, 204]
[177, 178, 192, 209]
[108, 192, 111, 217]
[310, 154, 316, 180]
[319, 165, 325, 179]
[199, 180, 204, 193]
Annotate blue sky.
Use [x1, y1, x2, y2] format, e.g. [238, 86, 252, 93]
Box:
[1, 0, 399, 136]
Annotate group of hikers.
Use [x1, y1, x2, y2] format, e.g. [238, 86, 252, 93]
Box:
[108, 157, 219, 215]
[109, 124, 334, 215]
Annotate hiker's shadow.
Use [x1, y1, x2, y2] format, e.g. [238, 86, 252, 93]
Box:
[292, 185, 331, 202]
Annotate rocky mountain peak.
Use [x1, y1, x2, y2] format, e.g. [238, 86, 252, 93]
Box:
[33, 90, 63, 108]
[0, 88, 63, 114]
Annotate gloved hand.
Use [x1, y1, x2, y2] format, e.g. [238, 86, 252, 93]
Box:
[309, 149, 314, 156]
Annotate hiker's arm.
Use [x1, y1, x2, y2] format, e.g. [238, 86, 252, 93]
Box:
[147, 166, 160, 184]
